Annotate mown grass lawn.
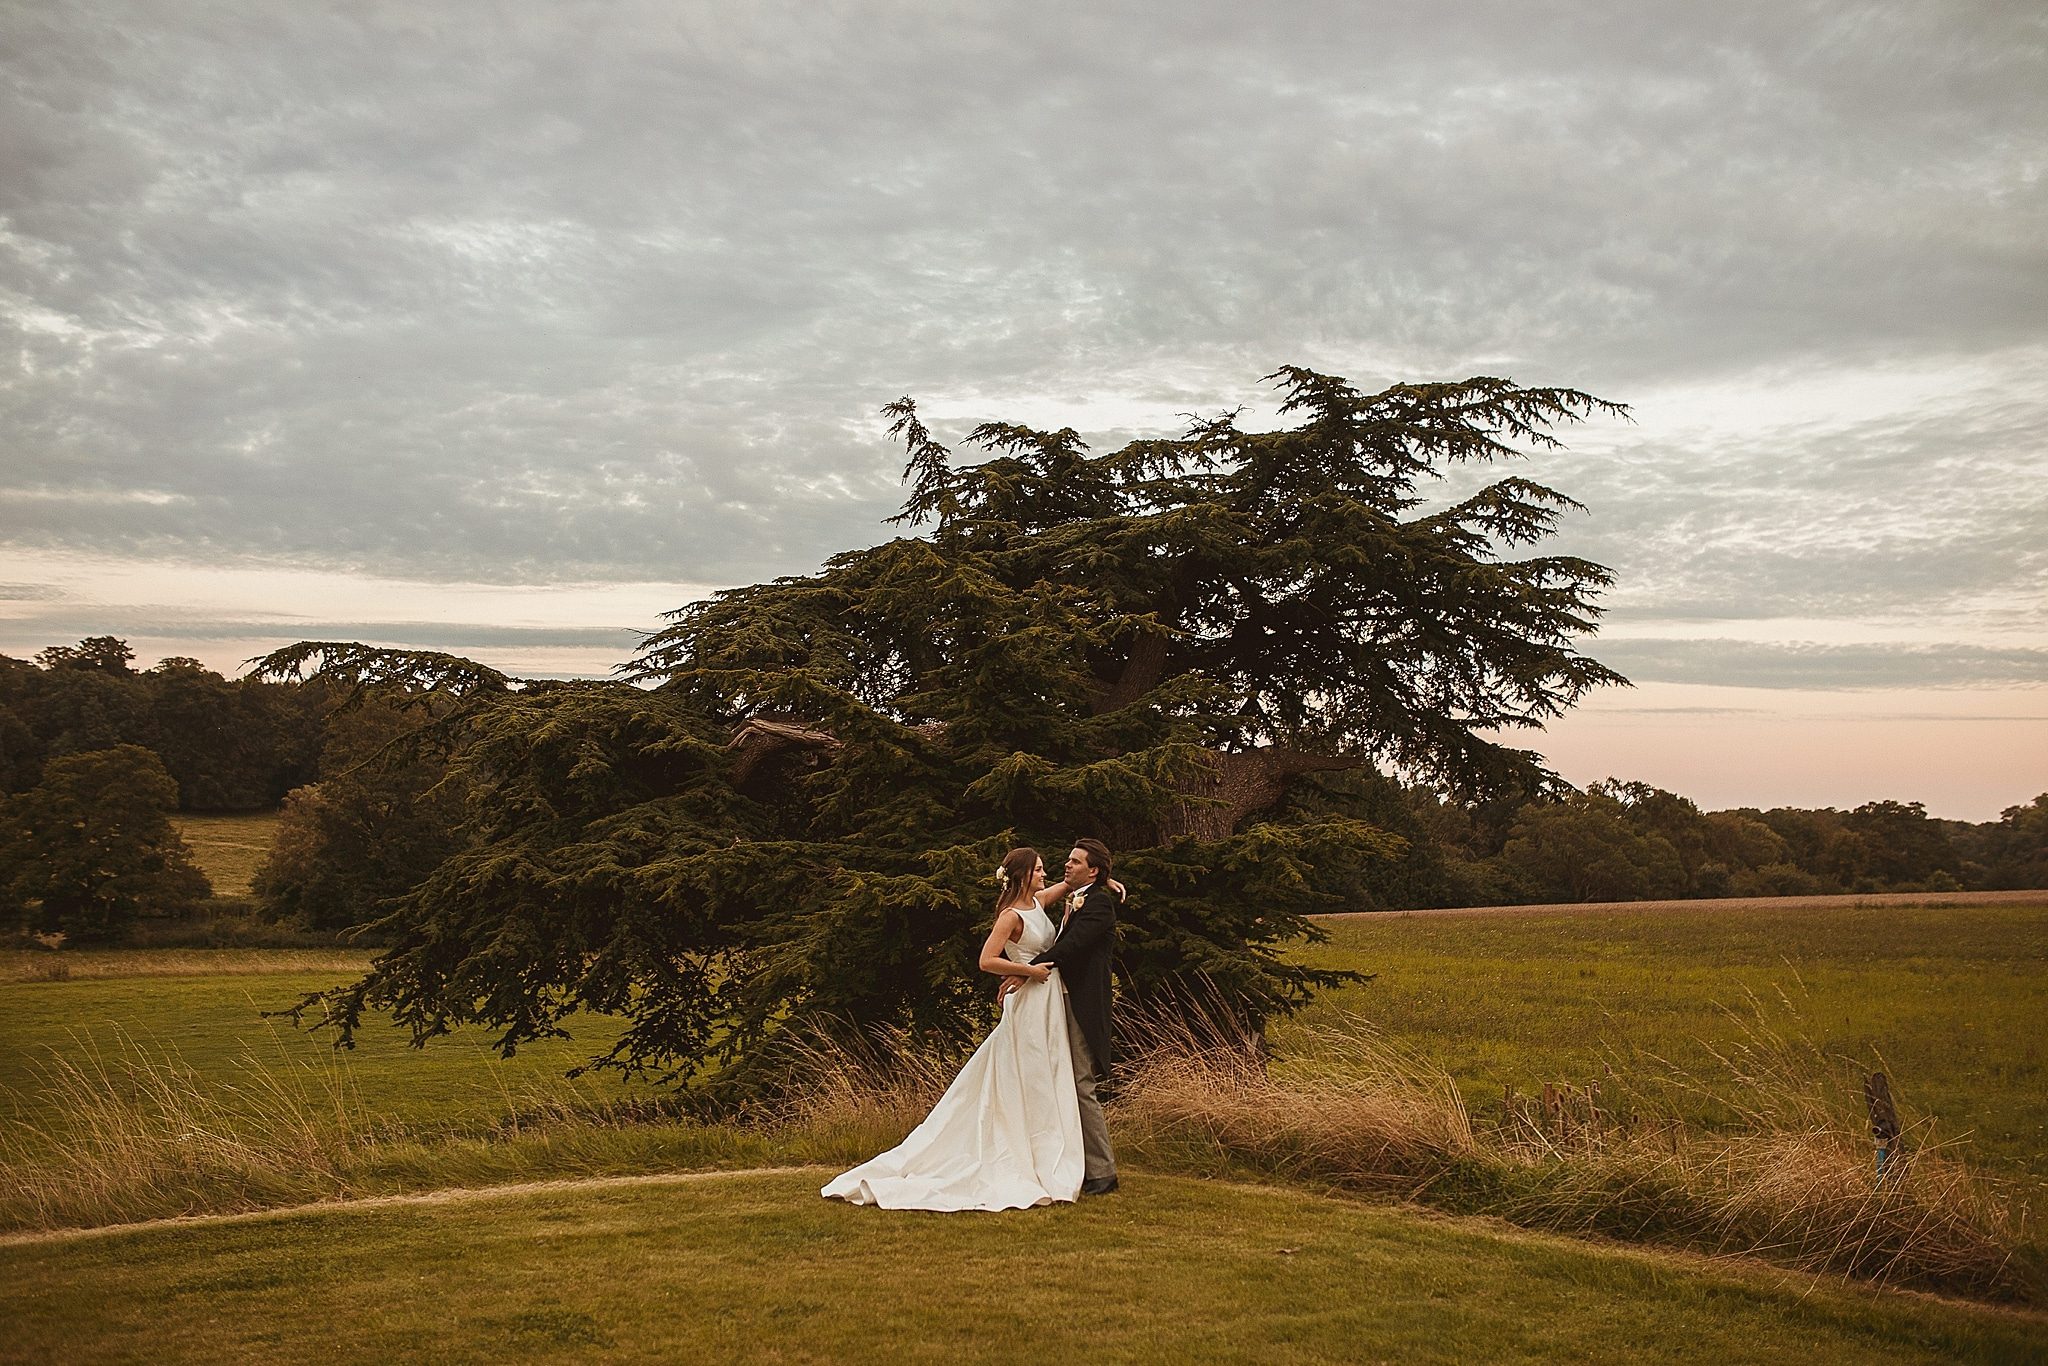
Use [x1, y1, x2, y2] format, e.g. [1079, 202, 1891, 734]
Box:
[5, 1169, 2042, 1365]
[1287, 902, 2048, 1185]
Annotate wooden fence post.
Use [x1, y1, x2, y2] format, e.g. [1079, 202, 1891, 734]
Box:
[1864, 1072, 1901, 1183]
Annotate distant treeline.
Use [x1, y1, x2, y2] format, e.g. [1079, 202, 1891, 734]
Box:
[1, 637, 450, 941]
[2, 637, 2043, 944]
[0, 636, 324, 810]
[1297, 772, 2047, 907]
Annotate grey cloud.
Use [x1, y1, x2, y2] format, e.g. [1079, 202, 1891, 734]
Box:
[1595, 639, 2048, 690]
[1483, 365, 2048, 636]
[1, 607, 641, 656]
[242, 622, 639, 653]
[2, 0, 2045, 649]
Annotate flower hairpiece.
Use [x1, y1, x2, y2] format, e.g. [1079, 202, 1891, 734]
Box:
[992, 865, 1010, 886]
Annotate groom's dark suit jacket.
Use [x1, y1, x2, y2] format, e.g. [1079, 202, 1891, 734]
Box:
[1032, 877, 1118, 1079]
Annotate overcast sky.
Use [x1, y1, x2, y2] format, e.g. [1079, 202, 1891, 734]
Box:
[4, 1, 2044, 818]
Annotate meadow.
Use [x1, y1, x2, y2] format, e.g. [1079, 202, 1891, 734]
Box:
[8, 900, 2041, 1192]
[0, 968, 638, 1143]
[3, 880, 2044, 1358]
[1292, 902, 2048, 1186]
[165, 811, 282, 898]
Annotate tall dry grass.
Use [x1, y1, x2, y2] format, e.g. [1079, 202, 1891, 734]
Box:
[764, 1027, 972, 1167]
[0, 1029, 762, 1233]
[0, 1027, 375, 1230]
[1496, 986, 2038, 1293]
[1111, 1011, 1484, 1198]
[781, 1000, 2041, 1304]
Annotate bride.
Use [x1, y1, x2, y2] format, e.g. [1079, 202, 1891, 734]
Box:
[821, 846, 1110, 1210]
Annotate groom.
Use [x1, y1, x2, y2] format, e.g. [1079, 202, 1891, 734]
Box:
[1030, 838, 1120, 1195]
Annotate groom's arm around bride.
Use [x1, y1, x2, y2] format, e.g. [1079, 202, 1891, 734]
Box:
[1027, 839, 1121, 1193]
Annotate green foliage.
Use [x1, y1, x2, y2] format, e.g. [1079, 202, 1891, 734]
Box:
[1496, 786, 1689, 903]
[34, 635, 136, 675]
[252, 367, 1631, 1085]
[1975, 793, 2048, 890]
[142, 658, 321, 809]
[1369, 775, 2024, 909]
[0, 642, 321, 811]
[0, 657, 37, 793]
[0, 745, 211, 941]
[1843, 799, 1961, 889]
[10, 656, 153, 761]
[252, 695, 467, 931]
[1271, 769, 1450, 910]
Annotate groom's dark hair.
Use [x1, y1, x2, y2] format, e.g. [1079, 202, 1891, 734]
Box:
[1074, 838, 1111, 884]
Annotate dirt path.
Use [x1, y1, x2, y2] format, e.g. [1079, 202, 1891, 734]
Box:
[0, 1165, 834, 1248]
[1315, 888, 2048, 920]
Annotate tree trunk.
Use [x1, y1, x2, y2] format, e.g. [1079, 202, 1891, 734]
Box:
[727, 718, 843, 788]
[1093, 631, 1169, 714]
[1156, 747, 1372, 842]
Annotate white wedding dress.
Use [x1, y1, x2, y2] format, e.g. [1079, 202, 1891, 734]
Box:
[821, 902, 1085, 1210]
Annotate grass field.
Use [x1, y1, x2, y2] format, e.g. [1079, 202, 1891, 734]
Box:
[0, 970, 644, 1149]
[1288, 902, 2048, 1187]
[5, 1169, 2042, 1365]
[8, 780, 2037, 1351]
[3, 899, 2044, 1353]
[166, 811, 282, 898]
[0, 964, 833, 1235]
[0, 948, 371, 985]
[5, 903, 2042, 1196]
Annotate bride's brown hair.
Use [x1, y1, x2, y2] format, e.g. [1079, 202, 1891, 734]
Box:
[993, 846, 1042, 915]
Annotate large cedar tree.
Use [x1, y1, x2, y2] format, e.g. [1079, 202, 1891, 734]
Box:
[256, 368, 1627, 1085]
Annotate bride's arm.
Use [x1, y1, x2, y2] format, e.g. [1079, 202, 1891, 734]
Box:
[978, 910, 1050, 980]
[1036, 877, 1125, 908]
[1033, 879, 1071, 909]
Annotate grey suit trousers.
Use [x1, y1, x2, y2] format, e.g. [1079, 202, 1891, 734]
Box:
[1064, 999, 1116, 1181]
